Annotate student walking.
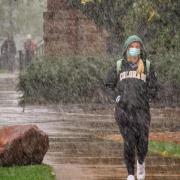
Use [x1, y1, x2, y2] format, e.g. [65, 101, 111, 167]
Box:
[105, 35, 158, 180]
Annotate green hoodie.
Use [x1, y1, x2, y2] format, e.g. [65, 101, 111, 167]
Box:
[122, 35, 147, 61]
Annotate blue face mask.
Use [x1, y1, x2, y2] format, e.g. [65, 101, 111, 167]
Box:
[127, 48, 140, 57]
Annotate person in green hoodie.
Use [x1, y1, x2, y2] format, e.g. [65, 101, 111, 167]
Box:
[105, 35, 158, 180]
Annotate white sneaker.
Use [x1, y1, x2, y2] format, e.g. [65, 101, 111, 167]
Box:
[137, 160, 145, 180]
[127, 175, 135, 180]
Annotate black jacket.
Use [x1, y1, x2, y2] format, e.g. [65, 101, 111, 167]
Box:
[105, 59, 158, 110]
[105, 35, 158, 110]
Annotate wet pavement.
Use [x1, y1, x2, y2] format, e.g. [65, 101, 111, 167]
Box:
[0, 73, 180, 180]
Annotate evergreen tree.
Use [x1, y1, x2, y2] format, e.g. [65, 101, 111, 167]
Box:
[69, 0, 180, 53]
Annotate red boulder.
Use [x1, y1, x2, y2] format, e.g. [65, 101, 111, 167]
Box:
[0, 125, 49, 166]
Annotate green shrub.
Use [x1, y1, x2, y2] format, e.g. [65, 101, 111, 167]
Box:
[18, 56, 114, 104]
[18, 52, 180, 106]
[152, 52, 180, 85]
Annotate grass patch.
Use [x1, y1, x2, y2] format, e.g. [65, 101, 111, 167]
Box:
[95, 134, 180, 159]
[149, 140, 180, 158]
[0, 164, 56, 180]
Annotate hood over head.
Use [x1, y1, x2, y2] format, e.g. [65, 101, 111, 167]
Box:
[122, 35, 147, 61]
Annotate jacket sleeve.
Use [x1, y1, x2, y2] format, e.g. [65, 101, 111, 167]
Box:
[147, 63, 158, 100]
[104, 65, 118, 90]
[104, 65, 118, 101]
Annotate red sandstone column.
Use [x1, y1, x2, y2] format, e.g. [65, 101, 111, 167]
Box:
[44, 0, 109, 57]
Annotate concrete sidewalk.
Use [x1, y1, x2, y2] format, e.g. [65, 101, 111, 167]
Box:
[0, 73, 180, 180]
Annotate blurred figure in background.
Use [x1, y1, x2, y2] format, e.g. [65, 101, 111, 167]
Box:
[1, 33, 16, 71]
[24, 34, 37, 66]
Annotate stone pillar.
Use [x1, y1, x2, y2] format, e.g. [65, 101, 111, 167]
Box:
[44, 0, 109, 57]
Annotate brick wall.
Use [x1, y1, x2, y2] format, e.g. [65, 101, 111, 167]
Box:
[44, 0, 109, 57]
